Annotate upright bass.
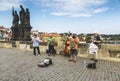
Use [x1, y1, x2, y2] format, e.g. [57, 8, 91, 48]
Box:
[64, 38, 70, 56]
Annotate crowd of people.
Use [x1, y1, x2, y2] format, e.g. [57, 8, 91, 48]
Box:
[31, 32, 102, 63]
[0, 32, 12, 41]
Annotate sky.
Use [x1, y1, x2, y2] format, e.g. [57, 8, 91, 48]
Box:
[0, 0, 120, 34]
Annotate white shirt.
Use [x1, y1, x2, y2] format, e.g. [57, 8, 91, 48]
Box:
[32, 37, 40, 47]
[89, 43, 98, 54]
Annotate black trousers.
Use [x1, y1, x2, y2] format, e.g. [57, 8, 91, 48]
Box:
[33, 46, 40, 55]
[49, 45, 55, 55]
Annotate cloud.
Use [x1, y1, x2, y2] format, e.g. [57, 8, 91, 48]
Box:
[37, 0, 108, 17]
[51, 12, 70, 16]
[51, 12, 92, 17]
[0, 0, 22, 11]
[93, 7, 108, 13]
[71, 13, 92, 17]
[0, 0, 108, 17]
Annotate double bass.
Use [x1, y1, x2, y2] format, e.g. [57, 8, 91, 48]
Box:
[64, 38, 70, 56]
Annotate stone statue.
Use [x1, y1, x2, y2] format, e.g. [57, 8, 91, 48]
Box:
[19, 5, 26, 24]
[25, 8, 30, 25]
[11, 5, 32, 41]
[12, 7, 19, 27]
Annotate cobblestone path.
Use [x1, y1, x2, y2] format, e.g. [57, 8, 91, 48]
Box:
[0, 48, 120, 81]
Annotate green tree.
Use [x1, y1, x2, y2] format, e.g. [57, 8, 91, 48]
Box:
[85, 35, 91, 43]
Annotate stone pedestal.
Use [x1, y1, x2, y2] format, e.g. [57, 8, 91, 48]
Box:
[11, 24, 32, 41]
[19, 24, 32, 41]
[11, 26, 19, 41]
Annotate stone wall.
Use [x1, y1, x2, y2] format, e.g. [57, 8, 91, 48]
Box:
[98, 44, 120, 61]
[77, 44, 120, 62]
[0, 41, 12, 48]
[0, 41, 120, 61]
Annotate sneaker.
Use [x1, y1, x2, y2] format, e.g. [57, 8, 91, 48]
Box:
[53, 54, 55, 56]
[48, 54, 50, 56]
[38, 54, 40, 56]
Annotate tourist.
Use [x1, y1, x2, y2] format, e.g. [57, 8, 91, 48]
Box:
[69, 34, 79, 63]
[92, 32, 101, 48]
[3, 33, 8, 41]
[0, 32, 3, 39]
[88, 32, 101, 59]
[32, 34, 41, 56]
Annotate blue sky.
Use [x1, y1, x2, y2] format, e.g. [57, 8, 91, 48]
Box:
[0, 0, 120, 34]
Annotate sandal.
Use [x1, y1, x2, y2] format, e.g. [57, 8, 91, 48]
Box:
[68, 59, 73, 62]
[73, 61, 76, 63]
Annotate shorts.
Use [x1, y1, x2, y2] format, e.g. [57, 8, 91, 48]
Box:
[70, 49, 78, 56]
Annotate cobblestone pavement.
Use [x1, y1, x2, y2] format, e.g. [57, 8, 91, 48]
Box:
[0, 48, 120, 81]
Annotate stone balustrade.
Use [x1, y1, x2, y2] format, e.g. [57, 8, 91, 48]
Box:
[0, 41, 120, 61]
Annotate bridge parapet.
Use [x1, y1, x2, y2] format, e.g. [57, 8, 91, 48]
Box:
[0, 41, 120, 61]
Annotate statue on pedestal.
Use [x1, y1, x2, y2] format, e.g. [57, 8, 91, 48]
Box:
[11, 5, 32, 41]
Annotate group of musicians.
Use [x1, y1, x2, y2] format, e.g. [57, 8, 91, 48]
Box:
[63, 32, 101, 63]
[63, 34, 79, 63]
[32, 32, 101, 63]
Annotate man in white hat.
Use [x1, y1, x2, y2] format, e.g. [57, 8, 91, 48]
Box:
[32, 34, 40, 56]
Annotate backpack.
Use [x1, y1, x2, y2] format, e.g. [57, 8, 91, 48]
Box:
[87, 63, 96, 69]
[86, 58, 97, 69]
